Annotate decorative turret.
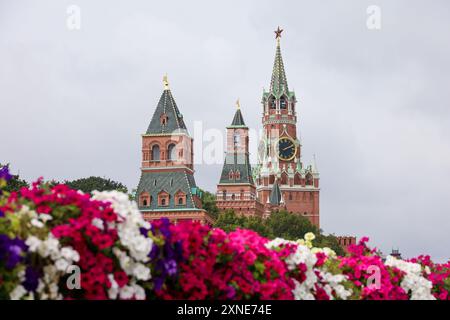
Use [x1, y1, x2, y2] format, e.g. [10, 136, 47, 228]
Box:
[146, 75, 188, 135]
[261, 27, 296, 115]
[269, 27, 290, 97]
[269, 181, 283, 205]
[229, 99, 246, 128]
[136, 75, 213, 225]
[216, 101, 263, 217]
[255, 28, 320, 227]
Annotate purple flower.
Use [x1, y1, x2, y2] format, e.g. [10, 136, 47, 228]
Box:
[0, 165, 12, 182]
[0, 235, 28, 269]
[23, 266, 40, 292]
[226, 286, 236, 299]
[164, 259, 177, 276]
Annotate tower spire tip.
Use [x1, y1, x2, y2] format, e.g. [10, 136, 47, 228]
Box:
[163, 74, 169, 90]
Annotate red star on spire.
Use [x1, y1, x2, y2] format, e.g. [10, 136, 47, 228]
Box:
[274, 26, 283, 39]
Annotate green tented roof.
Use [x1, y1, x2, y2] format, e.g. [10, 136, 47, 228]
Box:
[146, 88, 188, 134]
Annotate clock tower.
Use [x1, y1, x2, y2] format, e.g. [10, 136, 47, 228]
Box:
[254, 28, 320, 227]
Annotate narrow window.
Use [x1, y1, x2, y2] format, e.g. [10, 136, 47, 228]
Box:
[168, 143, 177, 160]
[280, 97, 287, 109]
[152, 145, 160, 161]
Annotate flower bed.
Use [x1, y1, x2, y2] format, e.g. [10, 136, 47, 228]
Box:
[0, 166, 449, 300]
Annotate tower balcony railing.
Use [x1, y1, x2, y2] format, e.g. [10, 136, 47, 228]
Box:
[215, 192, 257, 201]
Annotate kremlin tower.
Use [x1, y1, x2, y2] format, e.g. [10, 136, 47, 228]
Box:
[136, 76, 213, 224]
[216, 27, 320, 227]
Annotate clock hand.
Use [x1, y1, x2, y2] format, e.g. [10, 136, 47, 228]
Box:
[282, 146, 293, 151]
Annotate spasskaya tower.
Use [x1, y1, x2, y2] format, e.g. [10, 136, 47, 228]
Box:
[254, 27, 320, 227]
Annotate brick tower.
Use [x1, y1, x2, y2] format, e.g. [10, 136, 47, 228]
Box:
[254, 28, 320, 227]
[136, 76, 213, 224]
[215, 101, 264, 217]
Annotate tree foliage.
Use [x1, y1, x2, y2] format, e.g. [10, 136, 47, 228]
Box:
[200, 189, 220, 219]
[0, 164, 29, 192]
[64, 176, 128, 194]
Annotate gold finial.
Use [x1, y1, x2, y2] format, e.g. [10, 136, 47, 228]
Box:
[236, 98, 240, 109]
[163, 74, 169, 90]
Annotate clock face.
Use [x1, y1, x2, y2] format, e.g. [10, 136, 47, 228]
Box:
[278, 137, 296, 161]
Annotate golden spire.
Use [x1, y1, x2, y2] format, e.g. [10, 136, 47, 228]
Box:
[236, 98, 240, 109]
[163, 74, 169, 90]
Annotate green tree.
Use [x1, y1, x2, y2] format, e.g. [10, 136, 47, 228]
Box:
[0, 164, 29, 192]
[64, 176, 128, 194]
[265, 210, 319, 241]
[214, 210, 247, 232]
[200, 189, 220, 219]
[315, 234, 345, 256]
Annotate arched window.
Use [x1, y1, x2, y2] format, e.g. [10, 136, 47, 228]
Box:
[294, 173, 301, 185]
[161, 198, 166, 206]
[231, 194, 235, 200]
[151, 145, 160, 161]
[281, 172, 288, 185]
[229, 170, 234, 180]
[160, 113, 168, 126]
[306, 174, 313, 186]
[178, 197, 183, 205]
[140, 192, 150, 207]
[168, 144, 177, 160]
[269, 175, 275, 185]
[280, 97, 287, 109]
[222, 190, 227, 200]
[233, 133, 240, 147]
[269, 96, 276, 109]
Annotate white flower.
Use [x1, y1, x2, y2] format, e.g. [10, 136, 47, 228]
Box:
[385, 256, 435, 300]
[55, 258, 70, 272]
[132, 284, 146, 300]
[108, 274, 119, 299]
[133, 263, 151, 281]
[119, 286, 134, 300]
[25, 236, 42, 252]
[10, 285, 27, 300]
[304, 232, 315, 242]
[31, 218, 45, 228]
[60, 247, 80, 262]
[91, 218, 104, 230]
[39, 214, 53, 223]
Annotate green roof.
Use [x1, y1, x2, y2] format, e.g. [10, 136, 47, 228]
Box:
[269, 182, 282, 205]
[270, 41, 289, 97]
[229, 109, 247, 127]
[136, 170, 199, 211]
[146, 88, 188, 134]
[219, 153, 254, 185]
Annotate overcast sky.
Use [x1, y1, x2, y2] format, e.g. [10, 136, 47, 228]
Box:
[1, 0, 450, 261]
